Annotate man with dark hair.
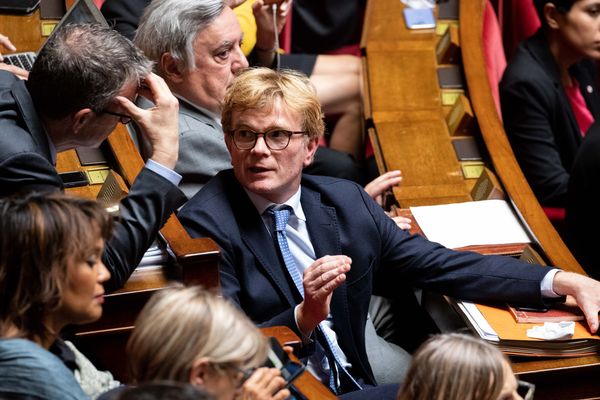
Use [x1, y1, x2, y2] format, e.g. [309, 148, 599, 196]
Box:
[0, 23, 185, 291]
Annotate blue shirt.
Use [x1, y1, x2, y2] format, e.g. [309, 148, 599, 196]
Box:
[0, 338, 88, 400]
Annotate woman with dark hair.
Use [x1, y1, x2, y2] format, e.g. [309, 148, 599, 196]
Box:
[500, 0, 600, 208]
[0, 193, 118, 399]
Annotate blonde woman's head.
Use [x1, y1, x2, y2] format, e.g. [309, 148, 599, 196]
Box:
[397, 333, 521, 400]
[128, 286, 268, 385]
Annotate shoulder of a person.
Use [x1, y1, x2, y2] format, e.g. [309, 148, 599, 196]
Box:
[301, 174, 363, 200]
[181, 170, 233, 211]
[0, 70, 19, 87]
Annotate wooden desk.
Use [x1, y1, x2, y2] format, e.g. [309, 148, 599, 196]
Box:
[362, 0, 600, 398]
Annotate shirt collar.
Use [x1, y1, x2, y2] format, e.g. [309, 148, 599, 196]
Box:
[244, 186, 306, 221]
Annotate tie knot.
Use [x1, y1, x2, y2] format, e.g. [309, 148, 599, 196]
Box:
[268, 205, 292, 232]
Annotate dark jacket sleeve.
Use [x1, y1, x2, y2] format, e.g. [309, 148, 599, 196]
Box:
[104, 167, 186, 290]
[501, 72, 570, 207]
[352, 184, 555, 307]
[0, 152, 62, 196]
[101, 0, 150, 40]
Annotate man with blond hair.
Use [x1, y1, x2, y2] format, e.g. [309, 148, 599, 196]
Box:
[179, 67, 600, 398]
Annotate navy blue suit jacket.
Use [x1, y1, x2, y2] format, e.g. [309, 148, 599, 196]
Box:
[179, 169, 552, 385]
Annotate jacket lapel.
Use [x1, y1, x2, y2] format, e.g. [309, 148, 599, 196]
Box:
[301, 185, 360, 360]
[527, 30, 582, 142]
[225, 174, 298, 307]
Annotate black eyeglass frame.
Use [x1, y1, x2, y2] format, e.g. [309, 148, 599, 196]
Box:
[101, 109, 132, 125]
[230, 129, 308, 151]
[232, 366, 257, 389]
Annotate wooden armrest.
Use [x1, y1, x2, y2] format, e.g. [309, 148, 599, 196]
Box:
[106, 125, 221, 289]
[260, 326, 303, 349]
[159, 215, 220, 289]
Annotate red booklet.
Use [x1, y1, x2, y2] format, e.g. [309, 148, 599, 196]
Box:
[508, 300, 584, 324]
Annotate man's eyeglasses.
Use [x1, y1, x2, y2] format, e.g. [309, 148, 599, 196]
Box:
[230, 129, 307, 150]
[102, 110, 132, 125]
[517, 380, 535, 400]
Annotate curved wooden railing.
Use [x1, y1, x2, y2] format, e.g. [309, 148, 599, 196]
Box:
[460, 0, 584, 273]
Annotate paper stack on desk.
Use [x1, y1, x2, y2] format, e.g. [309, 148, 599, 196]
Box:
[410, 200, 531, 249]
[449, 298, 600, 357]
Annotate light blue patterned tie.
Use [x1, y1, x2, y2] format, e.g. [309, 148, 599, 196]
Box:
[271, 206, 305, 297]
[269, 206, 361, 394]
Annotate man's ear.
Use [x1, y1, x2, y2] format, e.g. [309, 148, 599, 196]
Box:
[71, 108, 94, 135]
[224, 133, 235, 163]
[189, 357, 211, 386]
[544, 3, 561, 30]
[303, 136, 320, 167]
[161, 53, 185, 84]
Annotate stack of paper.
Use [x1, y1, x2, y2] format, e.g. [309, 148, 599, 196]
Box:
[449, 298, 600, 357]
[410, 200, 531, 249]
[138, 244, 169, 268]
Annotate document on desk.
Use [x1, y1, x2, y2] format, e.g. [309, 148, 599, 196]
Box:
[410, 200, 531, 248]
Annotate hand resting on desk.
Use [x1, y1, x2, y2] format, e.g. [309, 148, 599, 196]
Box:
[553, 271, 600, 333]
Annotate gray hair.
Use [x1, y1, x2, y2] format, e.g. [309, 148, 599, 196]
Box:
[134, 0, 225, 75]
[27, 23, 152, 118]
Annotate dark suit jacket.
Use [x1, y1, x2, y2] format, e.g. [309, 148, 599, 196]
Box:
[500, 29, 600, 207]
[567, 123, 600, 279]
[179, 169, 552, 386]
[0, 71, 186, 291]
[101, 0, 149, 40]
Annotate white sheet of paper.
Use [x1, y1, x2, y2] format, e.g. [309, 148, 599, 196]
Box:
[410, 200, 531, 248]
[458, 301, 499, 342]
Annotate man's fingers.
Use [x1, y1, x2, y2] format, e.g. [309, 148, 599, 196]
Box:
[306, 265, 348, 296]
[580, 303, 600, 333]
[114, 96, 141, 119]
[273, 389, 291, 400]
[364, 170, 402, 199]
[0, 63, 28, 79]
[304, 255, 351, 282]
[391, 216, 412, 230]
[0, 34, 16, 52]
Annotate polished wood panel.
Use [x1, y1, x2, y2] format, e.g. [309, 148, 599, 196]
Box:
[366, 49, 440, 111]
[459, 0, 585, 274]
[261, 327, 337, 400]
[0, 12, 45, 52]
[363, 0, 600, 397]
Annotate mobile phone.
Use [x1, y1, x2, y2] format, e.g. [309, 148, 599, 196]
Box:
[403, 7, 436, 30]
[265, 337, 306, 387]
[515, 306, 549, 313]
[59, 171, 89, 188]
